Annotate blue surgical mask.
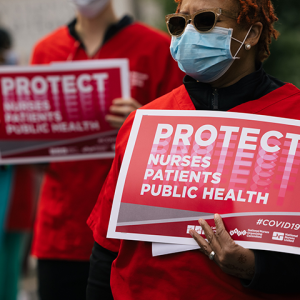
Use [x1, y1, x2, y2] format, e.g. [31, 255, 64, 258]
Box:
[170, 24, 251, 83]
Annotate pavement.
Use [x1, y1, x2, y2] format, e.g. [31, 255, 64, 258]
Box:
[18, 256, 38, 300]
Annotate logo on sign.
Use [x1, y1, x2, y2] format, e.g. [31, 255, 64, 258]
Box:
[272, 232, 284, 241]
[187, 225, 204, 235]
[229, 228, 247, 237]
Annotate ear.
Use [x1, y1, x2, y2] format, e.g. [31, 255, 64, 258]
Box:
[246, 22, 263, 47]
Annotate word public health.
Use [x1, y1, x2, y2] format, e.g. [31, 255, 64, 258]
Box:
[1, 73, 109, 135]
[140, 122, 300, 204]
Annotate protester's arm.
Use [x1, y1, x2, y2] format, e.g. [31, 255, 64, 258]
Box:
[86, 114, 136, 300]
[86, 242, 117, 300]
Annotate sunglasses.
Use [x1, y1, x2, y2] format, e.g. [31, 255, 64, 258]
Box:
[165, 8, 237, 37]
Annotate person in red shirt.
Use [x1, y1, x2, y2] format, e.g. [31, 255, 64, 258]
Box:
[87, 0, 300, 299]
[30, 0, 184, 299]
[0, 29, 35, 300]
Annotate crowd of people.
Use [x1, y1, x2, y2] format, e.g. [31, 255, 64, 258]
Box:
[1, 0, 300, 299]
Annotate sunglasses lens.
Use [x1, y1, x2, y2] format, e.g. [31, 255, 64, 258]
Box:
[194, 11, 216, 32]
[168, 16, 186, 36]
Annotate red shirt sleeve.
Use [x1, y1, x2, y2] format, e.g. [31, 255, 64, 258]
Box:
[87, 112, 135, 252]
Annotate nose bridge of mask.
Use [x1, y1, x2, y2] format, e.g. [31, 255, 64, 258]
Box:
[184, 24, 234, 58]
[186, 23, 231, 35]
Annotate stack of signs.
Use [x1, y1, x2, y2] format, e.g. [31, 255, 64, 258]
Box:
[107, 110, 300, 256]
[0, 59, 130, 164]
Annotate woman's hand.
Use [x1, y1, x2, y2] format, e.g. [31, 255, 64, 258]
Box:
[189, 214, 255, 280]
[106, 98, 142, 129]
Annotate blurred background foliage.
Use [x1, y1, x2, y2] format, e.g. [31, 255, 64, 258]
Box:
[151, 0, 300, 87]
[263, 0, 300, 87]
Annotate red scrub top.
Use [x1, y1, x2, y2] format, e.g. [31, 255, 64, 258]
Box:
[88, 83, 300, 299]
[31, 21, 184, 260]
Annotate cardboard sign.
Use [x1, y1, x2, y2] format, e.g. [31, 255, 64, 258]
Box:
[0, 59, 130, 164]
[108, 110, 300, 255]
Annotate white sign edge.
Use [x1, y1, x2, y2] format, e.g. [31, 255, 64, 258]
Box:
[106, 109, 300, 243]
[107, 110, 144, 239]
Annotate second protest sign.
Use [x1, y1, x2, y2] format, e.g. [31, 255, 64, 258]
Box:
[0, 59, 130, 163]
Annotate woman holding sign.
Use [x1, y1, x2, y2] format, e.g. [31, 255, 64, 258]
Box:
[87, 0, 300, 299]
[30, 1, 183, 300]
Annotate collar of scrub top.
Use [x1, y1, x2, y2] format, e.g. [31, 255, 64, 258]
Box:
[67, 15, 134, 61]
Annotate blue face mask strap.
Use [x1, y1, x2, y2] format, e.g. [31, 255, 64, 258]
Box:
[232, 25, 253, 59]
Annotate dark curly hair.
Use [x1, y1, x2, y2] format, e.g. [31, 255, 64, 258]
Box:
[174, 0, 279, 62]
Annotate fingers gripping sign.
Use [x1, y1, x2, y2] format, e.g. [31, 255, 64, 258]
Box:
[189, 214, 256, 280]
[105, 98, 142, 129]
